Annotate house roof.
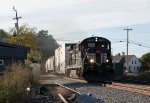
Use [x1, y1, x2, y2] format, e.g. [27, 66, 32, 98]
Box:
[124, 55, 135, 62]
[0, 42, 30, 59]
[113, 55, 124, 63]
[113, 55, 135, 63]
[0, 42, 29, 49]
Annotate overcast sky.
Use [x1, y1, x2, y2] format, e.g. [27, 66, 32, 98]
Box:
[0, 0, 150, 57]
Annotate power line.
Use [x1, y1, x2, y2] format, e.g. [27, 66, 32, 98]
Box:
[129, 40, 150, 48]
[111, 40, 126, 43]
[128, 41, 150, 48]
[111, 40, 150, 49]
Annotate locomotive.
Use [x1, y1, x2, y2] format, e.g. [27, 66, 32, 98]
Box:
[66, 36, 113, 83]
[46, 36, 114, 83]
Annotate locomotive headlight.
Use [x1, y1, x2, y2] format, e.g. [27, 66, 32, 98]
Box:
[106, 59, 109, 62]
[95, 37, 98, 42]
[90, 59, 94, 63]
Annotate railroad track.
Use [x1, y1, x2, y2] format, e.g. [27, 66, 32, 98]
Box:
[39, 75, 150, 103]
[64, 76, 150, 96]
[54, 83, 81, 103]
[32, 83, 102, 103]
[106, 82, 150, 96]
[32, 83, 81, 103]
[113, 78, 150, 85]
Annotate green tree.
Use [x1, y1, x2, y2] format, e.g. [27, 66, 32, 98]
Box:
[0, 29, 9, 42]
[36, 30, 59, 60]
[7, 25, 42, 63]
[139, 52, 150, 71]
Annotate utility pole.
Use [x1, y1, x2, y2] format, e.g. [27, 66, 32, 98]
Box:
[13, 6, 21, 35]
[124, 28, 132, 72]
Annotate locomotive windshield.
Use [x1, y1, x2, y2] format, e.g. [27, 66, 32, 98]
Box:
[87, 48, 95, 53]
[88, 43, 95, 47]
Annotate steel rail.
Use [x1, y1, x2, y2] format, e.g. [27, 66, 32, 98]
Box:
[55, 83, 81, 95]
[107, 83, 150, 96]
[112, 82, 150, 91]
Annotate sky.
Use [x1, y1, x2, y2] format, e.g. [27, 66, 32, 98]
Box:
[0, 0, 150, 57]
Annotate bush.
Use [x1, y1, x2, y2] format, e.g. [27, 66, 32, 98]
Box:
[0, 86, 16, 103]
[138, 71, 150, 80]
[0, 63, 40, 103]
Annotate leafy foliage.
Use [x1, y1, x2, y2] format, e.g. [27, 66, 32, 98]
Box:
[6, 25, 42, 63]
[139, 52, 150, 71]
[36, 30, 59, 60]
[0, 29, 9, 42]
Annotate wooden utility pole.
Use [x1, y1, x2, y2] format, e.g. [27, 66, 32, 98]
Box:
[124, 28, 132, 72]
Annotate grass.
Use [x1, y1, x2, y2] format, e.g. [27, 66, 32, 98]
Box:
[0, 63, 40, 103]
[138, 71, 150, 80]
[114, 71, 150, 81]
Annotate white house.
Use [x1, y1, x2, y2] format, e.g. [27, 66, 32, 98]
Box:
[126, 55, 141, 73]
[113, 55, 141, 73]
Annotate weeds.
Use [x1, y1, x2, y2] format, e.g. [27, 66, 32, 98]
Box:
[0, 63, 40, 103]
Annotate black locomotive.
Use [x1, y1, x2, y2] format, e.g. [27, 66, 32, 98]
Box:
[66, 36, 114, 83]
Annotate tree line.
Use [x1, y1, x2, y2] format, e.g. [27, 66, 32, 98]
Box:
[139, 52, 150, 72]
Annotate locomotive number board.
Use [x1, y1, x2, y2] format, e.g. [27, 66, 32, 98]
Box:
[86, 38, 106, 42]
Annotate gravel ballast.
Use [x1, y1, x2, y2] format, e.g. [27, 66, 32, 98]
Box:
[41, 74, 150, 103]
[64, 83, 150, 103]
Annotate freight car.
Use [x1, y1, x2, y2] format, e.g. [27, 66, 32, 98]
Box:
[54, 43, 77, 74]
[45, 56, 55, 73]
[46, 36, 114, 83]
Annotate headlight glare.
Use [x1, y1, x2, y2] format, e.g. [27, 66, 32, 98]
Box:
[90, 59, 94, 63]
[106, 59, 109, 62]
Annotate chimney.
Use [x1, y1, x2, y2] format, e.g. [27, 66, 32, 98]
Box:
[122, 52, 125, 56]
[117, 53, 121, 56]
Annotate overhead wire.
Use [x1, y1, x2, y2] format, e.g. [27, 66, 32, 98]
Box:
[111, 39, 150, 49]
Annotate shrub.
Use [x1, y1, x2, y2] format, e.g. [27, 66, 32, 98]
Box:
[0, 86, 16, 103]
[138, 71, 150, 80]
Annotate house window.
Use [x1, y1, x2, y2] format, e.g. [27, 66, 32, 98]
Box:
[0, 60, 4, 65]
[135, 61, 136, 64]
[132, 60, 133, 64]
